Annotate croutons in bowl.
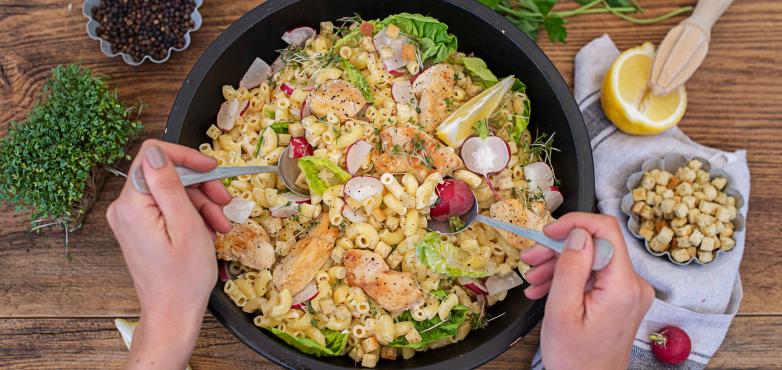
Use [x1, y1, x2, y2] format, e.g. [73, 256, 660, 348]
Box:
[621, 153, 745, 265]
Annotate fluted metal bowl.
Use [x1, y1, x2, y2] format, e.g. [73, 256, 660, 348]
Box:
[621, 153, 745, 265]
[82, 0, 203, 66]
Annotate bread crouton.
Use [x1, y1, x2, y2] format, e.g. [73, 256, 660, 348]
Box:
[381, 346, 398, 361]
[362, 336, 380, 353]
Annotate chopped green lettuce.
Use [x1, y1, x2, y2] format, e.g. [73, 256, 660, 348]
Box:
[341, 58, 373, 104]
[461, 57, 498, 82]
[379, 13, 457, 64]
[297, 156, 352, 195]
[415, 232, 494, 278]
[265, 327, 348, 357]
[387, 303, 469, 348]
[428, 287, 449, 300]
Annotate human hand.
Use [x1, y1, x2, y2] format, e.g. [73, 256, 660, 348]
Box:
[520, 213, 654, 370]
[107, 139, 232, 369]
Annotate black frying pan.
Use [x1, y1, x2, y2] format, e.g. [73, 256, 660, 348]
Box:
[163, 0, 595, 368]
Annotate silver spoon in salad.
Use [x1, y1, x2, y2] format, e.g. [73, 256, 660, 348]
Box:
[131, 146, 309, 196]
[425, 179, 614, 271]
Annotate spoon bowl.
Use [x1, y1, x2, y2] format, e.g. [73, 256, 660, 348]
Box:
[427, 186, 614, 271]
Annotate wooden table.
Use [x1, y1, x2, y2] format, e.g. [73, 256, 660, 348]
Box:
[1, 0, 780, 368]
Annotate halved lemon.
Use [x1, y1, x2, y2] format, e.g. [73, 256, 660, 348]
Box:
[436, 76, 514, 147]
[601, 42, 687, 135]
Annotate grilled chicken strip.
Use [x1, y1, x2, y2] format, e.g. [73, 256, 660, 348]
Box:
[214, 219, 275, 271]
[273, 214, 341, 296]
[344, 249, 424, 312]
[411, 63, 455, 135]
[490, 199, 555, 251]
[308, 79, 366, 121]
[371, 125, 462, 183]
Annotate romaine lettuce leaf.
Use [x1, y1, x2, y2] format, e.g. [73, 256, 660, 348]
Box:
[341, 58, 373, 104]
[461, 57, 498, 82]
[297, 156, 352, 195]
[387, 303, 469, 348]
[415, 232, 494, 278]
[380, 13, 457, 64]
[265, 327, 348, 357]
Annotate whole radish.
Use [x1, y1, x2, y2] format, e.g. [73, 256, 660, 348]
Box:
[460, 119, 511, 204]
[650, 326, 691, 365]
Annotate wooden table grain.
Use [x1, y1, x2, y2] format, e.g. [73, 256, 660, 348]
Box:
[1, 0, 780, 368]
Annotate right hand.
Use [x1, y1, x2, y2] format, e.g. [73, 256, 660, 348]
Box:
[107, 140, 232, 369]
[520, 213, 654, 370]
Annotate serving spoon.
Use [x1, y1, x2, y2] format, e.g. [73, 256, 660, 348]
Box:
[426, 190, 614, 271]
[131, 147, 308, 196]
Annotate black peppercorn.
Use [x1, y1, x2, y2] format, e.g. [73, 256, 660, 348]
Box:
[92, 0, 196, 62]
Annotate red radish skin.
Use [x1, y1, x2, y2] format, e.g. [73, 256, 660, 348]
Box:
[239, 100, 250, 117]
[460, 124, 511, 205]
[282, 26, 316, 47]
[650, 326, 692, 365]
[430, 179, 473, 221]
[218, 261, 232, 282]
[345, 140, 372, 175]
[389, 68, 406, 76]
[291, 280, 319, 309]
[543, 186, 564, 212]
[288, 137, 314, 159]
[458, 277, 489, 295]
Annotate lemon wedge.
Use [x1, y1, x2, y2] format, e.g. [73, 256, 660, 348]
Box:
[114, 319, 193, 370]
[601, 42, 687, 135]
[436, 76, 514, 147]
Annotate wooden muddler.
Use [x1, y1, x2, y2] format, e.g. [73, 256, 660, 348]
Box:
[649, 0, 733, 96]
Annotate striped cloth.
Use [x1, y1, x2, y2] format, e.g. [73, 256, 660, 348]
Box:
[530, 34, 749, 370]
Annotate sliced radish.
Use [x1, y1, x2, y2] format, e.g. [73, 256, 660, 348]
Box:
[342, 204, 369, 223]
[461, 120, 511, 205]
[410, 67, 427, 84]
[291, 280, 319, 309]
[458, 277, 489, 295]
[280, 192, 311, 204]
[281, 79, 317, 95]
[223, 197, 255, 223]
[391, 80, 417, 107]
[389, 68, 406, 76]
[543, 186, 563, 212]
[239, 99, 250, 117]
[282, 26, 316, 48]
[344, 176, 383, 202]
[300, 96, 311, 119]
[485, 271, 524, 296]
[356, 104, 370, 122]
[373, 27, 411, 72]
[524, 162, 555, 193]
[239, 58, 272, 90]
[345, 140, 372, 175]
[270, 202, 300, 218]
[288, 137, 314, 159]
[217, 98, 241, 131]
[218, 260, 233, 282]
[271, 55, 284, 72]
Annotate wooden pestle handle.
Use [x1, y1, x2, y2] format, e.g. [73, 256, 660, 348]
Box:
[685, 0, 734, 39]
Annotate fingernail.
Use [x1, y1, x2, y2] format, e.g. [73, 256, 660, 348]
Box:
[524, 284, 534, 293]
[526, 265, 537, 276]
[565, 228, 588, 250]
[145, 145, 167, 169]
[519, 246, 533, 255]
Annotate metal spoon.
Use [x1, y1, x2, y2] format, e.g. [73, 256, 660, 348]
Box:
[426, 190, 614, 271]
[131, 147, 308, 196]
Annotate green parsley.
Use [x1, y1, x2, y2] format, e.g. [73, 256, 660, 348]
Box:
[448, 216, 466, 232]
[0, 62, 143, 259]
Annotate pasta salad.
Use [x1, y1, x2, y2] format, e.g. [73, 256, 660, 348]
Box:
[202, 13, 562, 368]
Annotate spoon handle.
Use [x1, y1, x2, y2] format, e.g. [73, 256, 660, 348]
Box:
[131, 165, 279, 194]
[474, 214, 614, 270]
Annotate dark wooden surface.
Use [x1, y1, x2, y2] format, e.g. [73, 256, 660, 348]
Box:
[1, 0, 781, 368]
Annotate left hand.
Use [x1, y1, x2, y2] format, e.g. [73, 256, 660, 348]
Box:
[107, 139, 232, 369]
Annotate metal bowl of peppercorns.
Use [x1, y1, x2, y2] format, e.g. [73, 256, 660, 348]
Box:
[83, 0, 202, 65]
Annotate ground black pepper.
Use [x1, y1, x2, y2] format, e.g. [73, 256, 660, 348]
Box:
[93, 0, 196, 62]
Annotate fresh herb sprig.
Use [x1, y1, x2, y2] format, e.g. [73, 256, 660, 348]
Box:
[480, 0, 692, 44]
[0, 62, 144, 259]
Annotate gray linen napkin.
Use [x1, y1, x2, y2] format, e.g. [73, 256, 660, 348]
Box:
[530, 34, 749, 370]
